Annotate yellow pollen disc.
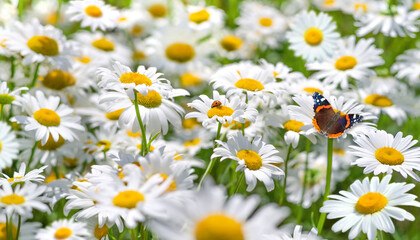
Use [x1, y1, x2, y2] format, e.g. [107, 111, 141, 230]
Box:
[223, 120, 251, 130]
[118, 17, 127, 22]
[33, 108, 61, 127]
[354, 3, 368, 11]
[148, 4, 167, 18]
[126, 130, 141, 138]
[364, 94, 393, 107]
[136, 91, 162, 108]
[184, 138, 201, 147]
[375, 147, 404, 165]
[0, 223, 17, 239]
[96, 140, 111, 152]
[303, 87, 323, 95]
[335, 56, 358, 71]
[94, 224, 109, 239]
[235, 78, 264, 91]
[113, 190, 144, 209]
[131, 25, 143, 35]
[283, 120, 304, 132]
[7, 176, 23, 183]
[415, 2, 420, 10]
[304, 28, 323, 46]
[355, 192, 388, 214]
[220, 35, 243, 51]
[174, 153, 182, 160]
[54, 227, 73, 239]
[159, 173, 177, 191]
[119, 72, 152, 86]
[0, 141, 2, 151]
[207, 106, 234, 118]
[259, 17, 273, 27]
[64, 157, 78, 167]
[92, 38, 115, 52]
[42, 70, 76, 90]
[180, 73, 201, 87]
[132, 51, 146, 61]
[45, 173, 64, 183]
[85, 5, 102, 18]
[333, 148, 345, 155]
[195, 214, 244, 240]
[237, 150, 262, 170]
[105, 108, 124, 121]
[38, 134, 65, 151]
[0, 194, 25, 205]
[189, 9, 210, 24]
[0, 39, 7, 48]
[182, 118, 200, 129]
[75, 55, 91, 64]
[324, 0, 335, 5]
[165, 43, 195, 63]
[27, 35, 59, 56]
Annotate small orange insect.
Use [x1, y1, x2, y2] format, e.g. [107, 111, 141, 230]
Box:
[211, 100, 222, 108]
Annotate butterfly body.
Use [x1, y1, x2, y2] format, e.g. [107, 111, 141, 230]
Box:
[312, 92, 362, 138]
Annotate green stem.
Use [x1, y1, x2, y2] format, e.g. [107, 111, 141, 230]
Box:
[8, 214, 13, 240]
[16, 215, 21, 240]
[130, 228, 136, 240]
[28, 141, 38, 168]
[197, 123, 222, 190]
[10, 57, 16, 80]
[5, 214, 9, 240]
[133, 90, 148, 156]
[18, 0, 24, 20]
[296, 139, 311, 224]
[317, 138, 334, 235]
[233, 172, 244, 194]
[279, 144, 293, 205]
[29, 63, 41, 88]
[56, 0, 63, 27]
[1, 104, 4, 121]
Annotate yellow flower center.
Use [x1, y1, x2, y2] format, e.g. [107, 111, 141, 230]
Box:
[45, 173, 64, 184]
[0, 141, 2, 151]
[0, 39, 8, 48]
[105, 108, 124, 121]
[375, 147, 404, 165]
[63, 157, 78, 167]
[92, 38, 115, 52]
[42, 70, 76, 90]
[159, 173, 177, 191]
[303, 87, 323, 95]
[75, 55, 91, 64]
[195, 214, 244, 240]
[355, 192, 388, 214]
[220, 35, 243, 52]
[223, 120, 251, 130]
[355, 3, 368, 11]
[119, 72, 152, 86]
[189, 9, 210, 24]
[136, 91, 162, 108]
[27, 36, 59, 56]
[113, 190, 144, 209]
[184, 138, 201, 147]
[96, 140, 111, 152]
[207, 106, 234, 118]
[54, 227, 73, 239]
[132, 51, 146, 61]
[180, 73, 201, 87]
[259, 17, 273, 27]
[37, 135, 65, 151]
[234, 78, 264, 91]
[324, 0, 335, 6]
[131, 25, 143, 35]
[165, 43, 195, 63]
[237, 150, 262, 170]
[0, 194, 25, 205]
[33, 108, 61, 127]
[415, 2, 420, 10]
[364, 94, 393, 107]
[182, 118, 200, 129]
[148, 4, 167, 18]
[304, 28, 323, 46]
[335, 56, 358, 71]
[0, 223, 17, 239]
[126, 130, 141, 138]
[94, 224, 109, 239]
[7, 176, 23, 183]
[84, 5, 102, 18]
[283, 120, 304, 132]
[333, 148, 345, 155]
[0, 94, 15, 105]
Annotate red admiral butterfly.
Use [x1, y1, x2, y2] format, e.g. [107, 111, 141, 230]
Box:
[312, 92, 363, 138]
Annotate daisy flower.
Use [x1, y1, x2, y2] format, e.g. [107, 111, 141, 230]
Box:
[185, 91, 258, 128]
[182, 4, 225, 32]
[350, 130, 420, 181]
[391, 48, 420, 87]
[36, 219, 90, 240]
[283, 77, 336, 98]
[260, 60, 305, 82]
[0, 122, 19, 170]
[67, 0, 119, 31]
[5, 19, 76, 70]
[12, 91, 84, 145]
[212, 30, 253, 59]
[307, 36, 384, 89]
[320, 176, 420, 240]
[1, 163, 46, 186]
[149, 180, 290, 240]
[142, 0, 171, 20]
[313, 0, 342, 11]
[286, 11, 340, 62]
[212, 132, 284, 192]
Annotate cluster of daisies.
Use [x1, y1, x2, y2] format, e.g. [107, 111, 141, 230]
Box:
[0, 0, 419, 239]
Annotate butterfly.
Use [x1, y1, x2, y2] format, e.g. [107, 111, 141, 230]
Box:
[312, 92, 363, 138]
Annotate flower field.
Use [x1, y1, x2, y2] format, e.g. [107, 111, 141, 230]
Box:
[0, 0, 420, 239]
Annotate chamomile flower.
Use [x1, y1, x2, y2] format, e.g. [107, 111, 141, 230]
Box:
[36, 219, 90, 240]
[307, 36, 384, 89]
[286, 11, 340, 62]
[350, 130, 420, 181]
[5, 19, 76, 70]
[185, 91, 258, 128]
[313, 0, 343, 11]
[284, 77, 335, 98]
[0, 122, 19, 170]
[260, 60, 305, 82]
[213, 30, 253, 59]
[67, 0, 119, 31]
[1, 163, 46, 185]
[391, 48, 420, 87]
[320, 176, 420, 240]
[212, 132, 284, 192]
[12, 91, 84, 145]
[182, 4, 225, 32]
[149, 180, 290, 240]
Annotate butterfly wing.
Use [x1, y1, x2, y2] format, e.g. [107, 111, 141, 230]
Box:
[312, 92, 335, 134]
[326, 114, 363, 138]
